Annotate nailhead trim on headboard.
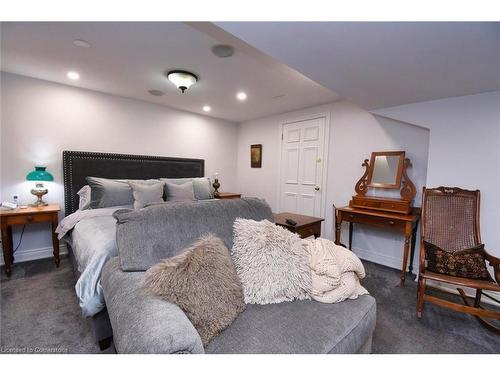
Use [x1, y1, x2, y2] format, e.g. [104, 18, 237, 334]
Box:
[62, 151, 205, 216]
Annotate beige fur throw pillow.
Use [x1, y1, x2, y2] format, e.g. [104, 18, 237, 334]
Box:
[142, 234, 246, 346]
[231, 218, 311, 304]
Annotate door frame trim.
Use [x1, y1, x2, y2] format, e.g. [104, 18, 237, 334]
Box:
[277, 111, 331, 223]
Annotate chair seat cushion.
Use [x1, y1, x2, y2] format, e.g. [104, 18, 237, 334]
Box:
[205, 295, 376, 354]
[424, 241, 492, 281]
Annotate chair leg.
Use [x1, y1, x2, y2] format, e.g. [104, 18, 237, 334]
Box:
[474, 289, 482, 307]
[458, 288, 500, 335]
[416, 276, 426, 318]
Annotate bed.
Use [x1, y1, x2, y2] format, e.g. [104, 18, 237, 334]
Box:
[60, 150, 206, 349]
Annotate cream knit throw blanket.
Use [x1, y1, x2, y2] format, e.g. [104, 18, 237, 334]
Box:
[303, 238, 369, 303]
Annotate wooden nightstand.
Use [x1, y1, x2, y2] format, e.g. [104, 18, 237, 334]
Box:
[0, 204, 61, 276]
[215, 192, 242, 199]
[274, 212, 325, 239]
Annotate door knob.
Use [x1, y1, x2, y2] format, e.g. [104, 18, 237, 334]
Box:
[314, 186, 320, 191]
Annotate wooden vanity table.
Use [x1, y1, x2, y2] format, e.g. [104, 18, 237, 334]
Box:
[335, 151, 420, 285]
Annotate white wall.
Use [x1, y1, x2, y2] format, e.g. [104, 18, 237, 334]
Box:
[236, 100, 430, 271]
[0, 72, 238, 263]
[373, 91, 500, 259]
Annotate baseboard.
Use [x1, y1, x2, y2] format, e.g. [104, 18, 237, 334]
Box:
[0, 244, 68, 266]
[352, 245, 419, 276]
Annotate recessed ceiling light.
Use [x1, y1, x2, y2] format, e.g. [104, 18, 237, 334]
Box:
[148, 89, 165, 96]
[203, 105, 211, 112]
[67, 71, 80, 80]
[73, 39, 91, 48]
[211, 44, 234, 58]
[236, 92, 247, 101]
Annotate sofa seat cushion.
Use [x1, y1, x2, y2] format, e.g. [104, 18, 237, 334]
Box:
[205, 295, 376, 354]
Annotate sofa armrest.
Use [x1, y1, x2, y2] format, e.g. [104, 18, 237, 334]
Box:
[102, 257, 204, 354]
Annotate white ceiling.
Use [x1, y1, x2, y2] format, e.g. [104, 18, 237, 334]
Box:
[0, 22, 338, 122]
[217, 22, 500, 110]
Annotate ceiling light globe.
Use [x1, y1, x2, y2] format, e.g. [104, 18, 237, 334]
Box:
[203, 105, 211, 112]
[166, 70, 198, 93]
[236, 92, 247, 101]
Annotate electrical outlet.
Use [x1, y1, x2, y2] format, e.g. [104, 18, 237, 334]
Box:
[12, 194, 19, 205]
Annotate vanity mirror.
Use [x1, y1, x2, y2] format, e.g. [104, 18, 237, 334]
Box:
[351, 151, 416, 214]
[367, 151, 405, 188]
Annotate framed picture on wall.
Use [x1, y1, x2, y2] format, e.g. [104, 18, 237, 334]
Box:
[250, 144, 262, 168]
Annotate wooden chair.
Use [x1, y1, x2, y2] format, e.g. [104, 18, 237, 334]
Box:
[416, 187, 500, 334]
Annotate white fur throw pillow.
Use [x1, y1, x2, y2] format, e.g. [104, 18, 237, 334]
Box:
[231, 218, 311, 304]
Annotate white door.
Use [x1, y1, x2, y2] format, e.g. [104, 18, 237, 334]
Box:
[279, 117, 326, 217]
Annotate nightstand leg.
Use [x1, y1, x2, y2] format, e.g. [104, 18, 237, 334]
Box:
[51, 214, 60, 267]
[1, 223, 13, 276]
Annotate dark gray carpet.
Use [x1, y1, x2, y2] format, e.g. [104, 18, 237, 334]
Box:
[0, 257, 113, 353]
[363, 262, 500, 353]
[1, 257, 499, 353]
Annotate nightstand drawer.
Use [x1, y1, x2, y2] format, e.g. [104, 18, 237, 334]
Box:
[296, 223, 321, 238]
[2, 212, 55, 226]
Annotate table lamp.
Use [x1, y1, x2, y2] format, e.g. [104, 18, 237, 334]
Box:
[26, 166, 54, 207]
[212, 172, 221, 197]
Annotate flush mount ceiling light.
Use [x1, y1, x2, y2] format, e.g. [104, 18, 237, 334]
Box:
[67, 71, 80, 80]
[166, 70, 198, 93]
[236, 91, 247, 101]
[202, 105, 211, 112]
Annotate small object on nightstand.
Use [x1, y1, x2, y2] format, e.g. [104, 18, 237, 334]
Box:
[274, 212, 324, 239]
[0, 204, 61, 276]
[212, 172, 221, 197]
[1, 201, 17, 210]
[26, 166, 54, 207]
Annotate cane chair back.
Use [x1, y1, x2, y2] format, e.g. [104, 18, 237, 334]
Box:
[421, 187, 481, 253]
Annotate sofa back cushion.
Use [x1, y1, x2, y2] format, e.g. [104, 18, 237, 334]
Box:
[114, 197, 274, 271]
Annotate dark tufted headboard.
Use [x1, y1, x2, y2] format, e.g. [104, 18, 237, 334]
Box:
[62, 150, 205, 216]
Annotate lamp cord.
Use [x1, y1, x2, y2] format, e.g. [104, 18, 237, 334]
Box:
[13, 225, 26, 254]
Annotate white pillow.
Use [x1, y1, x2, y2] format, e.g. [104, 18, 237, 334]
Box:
[231, 218, 311, 304]
[77, 185, 91, 210]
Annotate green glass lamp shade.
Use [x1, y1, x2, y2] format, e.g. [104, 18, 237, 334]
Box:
[26, 166, 54, 182]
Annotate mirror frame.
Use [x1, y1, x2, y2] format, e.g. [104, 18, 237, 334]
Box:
[367, 151, 406, 189]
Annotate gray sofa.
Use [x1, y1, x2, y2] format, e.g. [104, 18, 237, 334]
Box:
[101, 198, 376, 354]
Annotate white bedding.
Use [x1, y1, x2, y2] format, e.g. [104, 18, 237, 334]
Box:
[56, 207, 130, 317]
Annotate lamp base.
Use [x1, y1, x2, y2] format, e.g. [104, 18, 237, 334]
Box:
[30, 188, 48, 207]
[212, 178, 221, 197]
